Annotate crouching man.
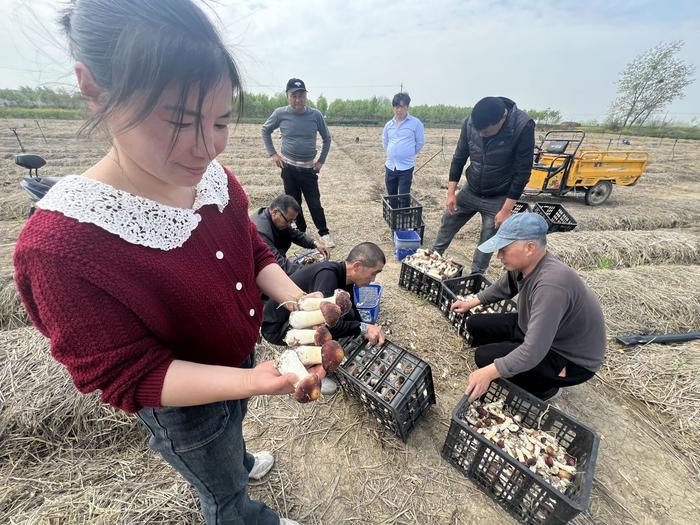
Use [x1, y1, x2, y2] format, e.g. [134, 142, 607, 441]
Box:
[252, 195, 331, 276]
[451, 213, 605, 402]
[262, 242, 386, 394]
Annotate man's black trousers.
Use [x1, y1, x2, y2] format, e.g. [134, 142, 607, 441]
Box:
[466, 313, 595, 399]
[280, 164, 329, 236]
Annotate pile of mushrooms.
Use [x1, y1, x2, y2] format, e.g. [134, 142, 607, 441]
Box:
[275, 290, 350, 403]
[403, 249, 461, 280]
[455, 293, 499, 314]
[462, 399, 577, 493]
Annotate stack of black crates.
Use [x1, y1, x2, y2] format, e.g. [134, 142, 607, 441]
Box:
[442, 379, 599, 524]
[336, 335, 436, 442]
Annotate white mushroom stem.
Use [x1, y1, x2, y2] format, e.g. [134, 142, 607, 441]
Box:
[284, 329, 317, 346]
[289, 309, 325, 329]
[298, 295, 336, 311]
[289, 302, 341, 329]
[275, 349, 310, 387]
[293, 346, 322, 366]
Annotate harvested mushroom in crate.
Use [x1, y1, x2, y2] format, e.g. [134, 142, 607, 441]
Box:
[462, 399, 577, 493]
[455, 294, 499, 314]
[404, 248, 461, 280]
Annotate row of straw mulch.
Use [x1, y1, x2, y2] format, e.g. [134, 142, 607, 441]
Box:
[548, 229, 700, 271]
[598, 340, 700, 474]
[579, 264, 700, 336]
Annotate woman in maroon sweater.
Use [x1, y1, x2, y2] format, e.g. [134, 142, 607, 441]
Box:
[13, 1, 318, 524]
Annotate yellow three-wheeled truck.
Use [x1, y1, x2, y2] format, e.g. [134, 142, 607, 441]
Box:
[524, 131, 649, 205]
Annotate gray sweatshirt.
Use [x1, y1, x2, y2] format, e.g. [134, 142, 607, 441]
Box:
[476, 252, 605, 378]
[261, 106, 332, 164]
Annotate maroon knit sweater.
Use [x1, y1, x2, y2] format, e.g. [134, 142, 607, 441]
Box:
[13, 167, 276, 413]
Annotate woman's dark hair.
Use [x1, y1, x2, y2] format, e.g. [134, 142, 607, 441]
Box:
[60, 0, 243, 150]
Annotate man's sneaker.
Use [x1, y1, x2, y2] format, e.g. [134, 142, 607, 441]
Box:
[321, 377, 339, 396]
[248, 451, 274, 480]
[320, 233, 336, 248]
[279, 519, 299, 525]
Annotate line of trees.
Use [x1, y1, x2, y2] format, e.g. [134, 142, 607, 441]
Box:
[1, 86, 562, 126]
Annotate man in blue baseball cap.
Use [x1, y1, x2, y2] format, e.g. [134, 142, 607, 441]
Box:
[451, 212, 606, 402]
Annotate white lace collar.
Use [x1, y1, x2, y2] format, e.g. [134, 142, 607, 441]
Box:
[37, 159, 230, 251]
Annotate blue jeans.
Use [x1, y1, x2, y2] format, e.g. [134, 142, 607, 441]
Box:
[431, 188, 507, 274]
[137, 360, 279, 524]
[385, 166, 414, 195]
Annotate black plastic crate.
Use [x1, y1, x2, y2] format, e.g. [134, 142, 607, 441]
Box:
[437, 274, 492, 336]
[442, 380, 599, 525]
[383, 194, 423, 230]
[511, 201, 531, 214]
[337, 336, 436, 442]
[398, 259, 464, 305]
[462, 298, 518, 345]
[532, 203, 577, 233]
[437, 274, 517, 342]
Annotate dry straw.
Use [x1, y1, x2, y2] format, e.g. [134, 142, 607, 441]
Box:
[579, 264, 700, 335]
[548, 229, 700, 271]
[0, 277, 29, 331]
[599, 341, 700, 473]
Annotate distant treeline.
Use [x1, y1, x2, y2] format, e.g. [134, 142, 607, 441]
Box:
[1, 86, 562, 127]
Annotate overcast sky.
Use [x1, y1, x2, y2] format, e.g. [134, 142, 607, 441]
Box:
[1, 0, 698, 122]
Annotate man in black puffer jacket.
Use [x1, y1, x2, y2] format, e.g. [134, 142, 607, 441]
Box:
[432, 96, 535, 274]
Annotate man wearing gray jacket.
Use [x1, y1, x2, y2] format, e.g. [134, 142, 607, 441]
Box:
[251, 195, 330, 276]
[451, 213, 605, 401]
[262, 78, 334, 247]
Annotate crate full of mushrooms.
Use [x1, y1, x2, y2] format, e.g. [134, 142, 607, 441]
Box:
[399, 249, 464, 305]
[442, 380, 599, 524]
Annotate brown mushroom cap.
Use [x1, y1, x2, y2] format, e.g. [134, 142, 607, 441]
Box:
[321, 340, 345, 374]
[314, 325, 332, 345]
[295, 374, 321, 403]
[320, 302, 342, 326]
[333, 289, 353, 315]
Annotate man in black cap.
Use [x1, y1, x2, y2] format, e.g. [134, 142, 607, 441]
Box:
[451, 213, 605, 402]
[262, 78, 335, 247]
[432, 96, 535, 274]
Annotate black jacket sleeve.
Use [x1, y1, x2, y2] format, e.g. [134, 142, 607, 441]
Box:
[288, 228, 317, 250]
[507, 120, 535, 199]
[311, 270, 362, 339]
[448, 118, 471, 183]
[257, 230, 296, 274]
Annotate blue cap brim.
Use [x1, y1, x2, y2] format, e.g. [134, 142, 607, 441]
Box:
[477, 234, 515, 253]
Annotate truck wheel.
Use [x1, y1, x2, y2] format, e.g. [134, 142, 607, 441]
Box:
[585, 181, 613, 206]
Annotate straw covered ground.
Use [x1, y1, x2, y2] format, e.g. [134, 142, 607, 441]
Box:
[1, 120, 699, 524]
